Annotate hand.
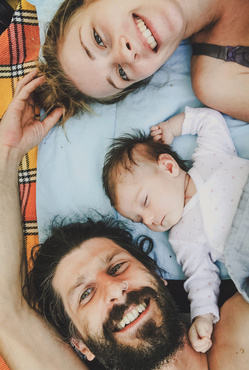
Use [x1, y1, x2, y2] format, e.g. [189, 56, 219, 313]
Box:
[188, 314, 214, 353]
[0, 69, 63, 160]
[150, 112, 185, 145]
[150, 120, 175, 145]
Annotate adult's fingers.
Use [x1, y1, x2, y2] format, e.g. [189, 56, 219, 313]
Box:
[14, 69, 39, 96]
[15, 75, 45, 103]
[40, 108, 64, 136]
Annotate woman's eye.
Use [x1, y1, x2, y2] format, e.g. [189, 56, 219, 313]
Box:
[110, 263, 122, 276]
[118, 65, 128, 81]
[80, 288, 92, 302]
[94, 29, 104, 46]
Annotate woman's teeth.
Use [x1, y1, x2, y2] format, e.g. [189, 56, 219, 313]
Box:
[135, 17, 157, 50]
[116, 302, 147, 330]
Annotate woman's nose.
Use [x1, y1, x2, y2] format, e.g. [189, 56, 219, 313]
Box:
[118, 35, 138, 62]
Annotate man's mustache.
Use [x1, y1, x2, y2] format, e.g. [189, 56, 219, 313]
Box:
[104, 286, 157, 331]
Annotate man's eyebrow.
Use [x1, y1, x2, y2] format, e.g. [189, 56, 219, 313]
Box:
[79, 28, 95, 60]
[68, 275, 86, 302]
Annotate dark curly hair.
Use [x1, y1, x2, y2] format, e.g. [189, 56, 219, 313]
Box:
[28, 215, 161, 343]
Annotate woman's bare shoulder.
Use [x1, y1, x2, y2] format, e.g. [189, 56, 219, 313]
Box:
[191, 56, 249, 122]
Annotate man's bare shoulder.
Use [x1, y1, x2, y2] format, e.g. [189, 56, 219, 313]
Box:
[208, 293, 249, 370]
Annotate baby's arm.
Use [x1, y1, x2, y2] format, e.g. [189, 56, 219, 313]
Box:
[189, 313, 214, 353]
[150, 112, 185, 145]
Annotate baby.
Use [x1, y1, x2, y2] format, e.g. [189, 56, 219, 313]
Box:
[102, 106, 249, 353]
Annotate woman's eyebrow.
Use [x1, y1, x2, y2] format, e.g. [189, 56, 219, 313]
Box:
[79, 28, 119, 90]
[107, 76, 119, 90]
[79, 28, 95, 60]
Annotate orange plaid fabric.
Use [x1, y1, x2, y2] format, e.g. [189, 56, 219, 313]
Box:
[0, 1, 40, 368]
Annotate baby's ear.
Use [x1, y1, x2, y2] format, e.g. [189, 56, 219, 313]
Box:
[71, 337, 95, 361]
[158, 153, 179, 176]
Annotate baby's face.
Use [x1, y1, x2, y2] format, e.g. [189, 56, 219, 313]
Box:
[115, 156, 185, 232]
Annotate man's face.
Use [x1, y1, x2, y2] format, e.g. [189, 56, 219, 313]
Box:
[53, 237, 185, 369]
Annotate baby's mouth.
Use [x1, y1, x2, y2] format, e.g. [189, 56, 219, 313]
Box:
[115, 301, 148, 332]
[134, 15, 158, 52]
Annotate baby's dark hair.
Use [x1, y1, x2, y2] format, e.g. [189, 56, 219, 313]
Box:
[102, 130, 189, 206]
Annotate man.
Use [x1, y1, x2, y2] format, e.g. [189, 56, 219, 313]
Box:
[0, 70, 249, 370]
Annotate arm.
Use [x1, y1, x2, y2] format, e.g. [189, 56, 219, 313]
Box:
[151, 107, 237, 157]
[0, 70, 88, 369]
[169, 215, 220, 353]
[191, 56, 249, 123]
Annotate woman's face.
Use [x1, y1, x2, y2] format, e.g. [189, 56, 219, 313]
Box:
[58, 0, 185, 98]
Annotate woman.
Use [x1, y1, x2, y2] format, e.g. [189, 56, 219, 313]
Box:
[36, 0, 249, 122]
[1, 71, 249, 370]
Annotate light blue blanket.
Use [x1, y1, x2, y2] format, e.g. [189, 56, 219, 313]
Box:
[31, 0, 249, 280]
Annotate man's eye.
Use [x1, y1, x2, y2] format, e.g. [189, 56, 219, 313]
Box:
[118, 65, 129, 81]
[94, 29, 104, 46]
[109, 263, 122, 276]
[80, 288, 92, 302]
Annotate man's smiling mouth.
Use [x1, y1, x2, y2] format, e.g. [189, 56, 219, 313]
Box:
[116, 301, 148, 331]
[134, 15, 158, 51]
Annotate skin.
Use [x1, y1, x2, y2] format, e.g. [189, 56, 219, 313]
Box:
[58, 0, 249, 121]
[58, 0, 187, 97]
[114, 152, 215, 352]
[191, 0, 249, 122]
[115, 154, 193, 232]
[53, 237, 165, 355]
[0, 71, 87, 370]
[0, 71, 249, 369]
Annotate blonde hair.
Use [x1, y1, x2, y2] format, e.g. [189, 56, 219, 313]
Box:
[34, 0, 152, 124]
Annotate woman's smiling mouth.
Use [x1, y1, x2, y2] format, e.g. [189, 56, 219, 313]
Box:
[134, 15, 158, 51]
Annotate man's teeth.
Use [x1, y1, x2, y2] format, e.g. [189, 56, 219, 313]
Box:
[117, 302, 147, 330]
[135, 17, 157, 50]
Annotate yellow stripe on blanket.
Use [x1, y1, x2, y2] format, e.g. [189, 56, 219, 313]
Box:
[0, 2, 40, 368]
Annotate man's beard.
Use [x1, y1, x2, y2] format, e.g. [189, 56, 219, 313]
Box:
[81, 275, 186, 370]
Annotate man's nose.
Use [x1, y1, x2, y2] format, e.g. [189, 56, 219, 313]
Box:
[102, 276, 127, 305]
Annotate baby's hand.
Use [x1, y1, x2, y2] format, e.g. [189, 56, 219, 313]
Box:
[150, 121, 175, 145]
[150, 112, 185, 145]
[188, 314, 214, 353]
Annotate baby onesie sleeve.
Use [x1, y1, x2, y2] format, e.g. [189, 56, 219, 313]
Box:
[169, 205, 220, 323]
[182, 106, 237, 157]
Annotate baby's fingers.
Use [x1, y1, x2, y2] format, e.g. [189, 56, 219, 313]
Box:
[151, 128, 162, 137]
[152, 134, 163, 142]
[192, 337, 212, 353]
[150, 125, 159, 132]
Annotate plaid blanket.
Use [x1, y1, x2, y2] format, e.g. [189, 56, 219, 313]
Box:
[0, 1, 39, 369]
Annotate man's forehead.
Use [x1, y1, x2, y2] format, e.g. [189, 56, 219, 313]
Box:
[79, 237, 128, 256]
[53, 237, 131, 292]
